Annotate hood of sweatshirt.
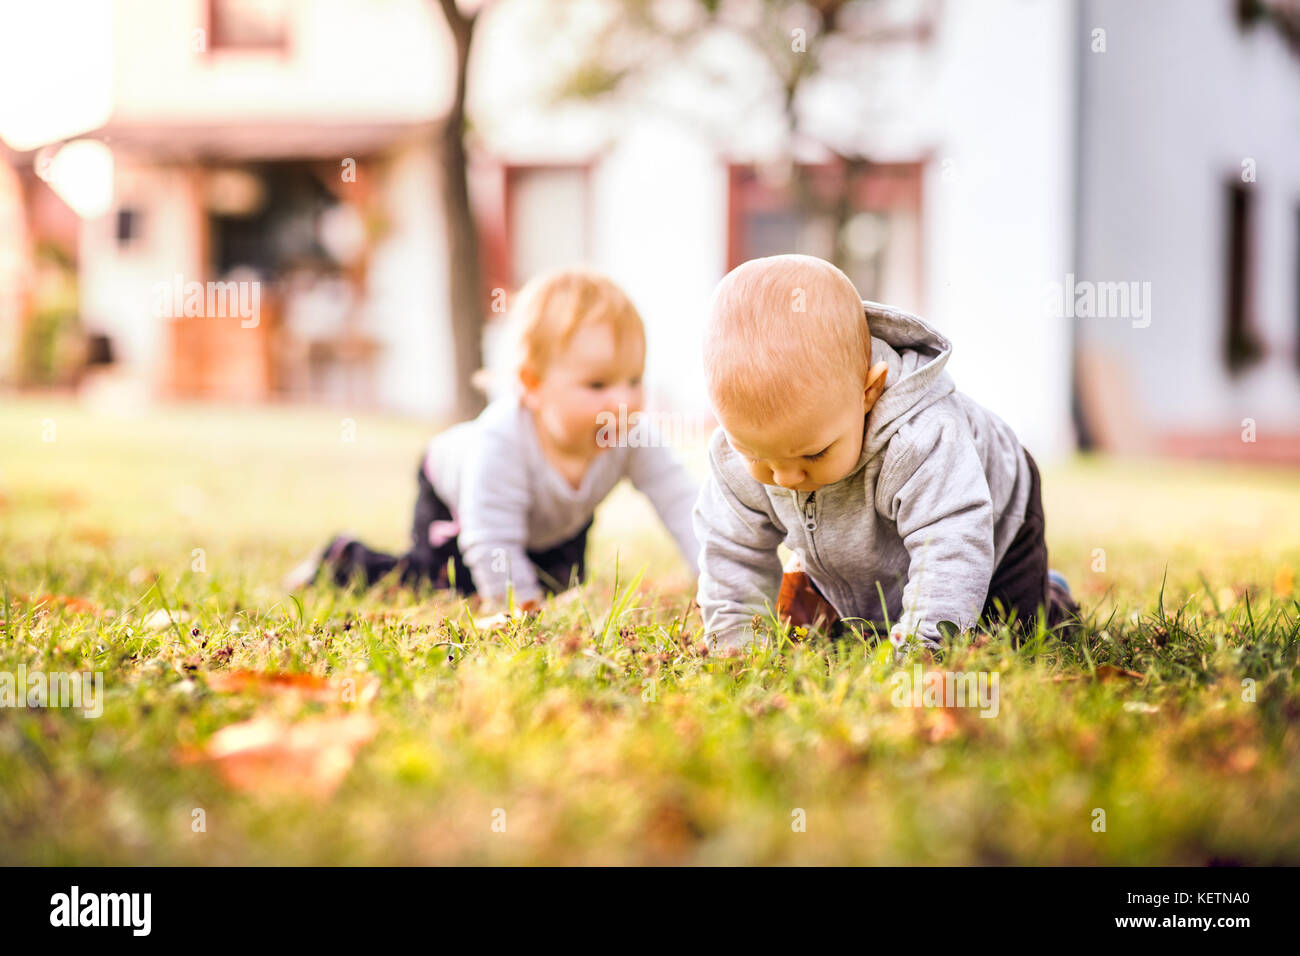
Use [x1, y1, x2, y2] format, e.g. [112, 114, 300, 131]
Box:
[842, 299, 957, 480]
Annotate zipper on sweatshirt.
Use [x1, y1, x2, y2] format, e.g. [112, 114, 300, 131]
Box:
[802, 491, 817, 532]
[795, 489, 851, 617]
[795, 490, 820, 571]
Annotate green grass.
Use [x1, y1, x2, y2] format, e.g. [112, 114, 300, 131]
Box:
[1, 395, 1299, 864]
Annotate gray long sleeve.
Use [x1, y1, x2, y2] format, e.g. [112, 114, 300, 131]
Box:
[626, 441, 702, 575]
[692, 432, 786, 650]
[876, 412, 997, 650]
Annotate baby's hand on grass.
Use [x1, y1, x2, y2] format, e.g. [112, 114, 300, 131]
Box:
[471, 598, 541, 631]
[549, 587, 586, 610]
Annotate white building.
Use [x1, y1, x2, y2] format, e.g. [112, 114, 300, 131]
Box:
[470, 0, 1299, 462]
[2, 0, 456, 412]
[1073, 0, 1300, 462]
[4, 0, 1296, 462]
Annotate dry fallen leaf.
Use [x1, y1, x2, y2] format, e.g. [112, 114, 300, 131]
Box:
[1225, 746, 1259, 774]
[204, 669, 379, 706]
[1050, 664, 1145, 683]
[899, 669, 971, 743]
[71, 525, 113, 548]
[11, 592, 103, 615]
[1094, 664, 1146, 682]
[926, 708, 961, 742]
[1275, 565, 1295, 596]
[177, 712, 378, 798]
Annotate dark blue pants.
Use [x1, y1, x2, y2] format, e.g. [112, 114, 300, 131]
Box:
[328, 459, 593, 595]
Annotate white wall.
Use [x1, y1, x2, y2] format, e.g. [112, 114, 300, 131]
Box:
[79, 159, 203, 385]
[912, 0, 1079, 461]
[1077, 0, 1300, 436]
[110, 0, 451, 124]
[471, 0, 1079, 458]
[588, 117, 727, 421]
[368, 139, 453, 417]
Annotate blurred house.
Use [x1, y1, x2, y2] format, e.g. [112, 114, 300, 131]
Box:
[471, 0, 1078, 458]
[2, 0, 1298, 465]
[470, 0, 1300, 463]
[1073, 0, 1300, 463]
[1, 0, 458, 413]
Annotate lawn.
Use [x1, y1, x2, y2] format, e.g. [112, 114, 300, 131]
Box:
[1, 395, 1298, 864]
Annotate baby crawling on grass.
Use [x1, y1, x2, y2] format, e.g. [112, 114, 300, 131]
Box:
[291, 268, 701, 614]
[693, 254, 1078, 656]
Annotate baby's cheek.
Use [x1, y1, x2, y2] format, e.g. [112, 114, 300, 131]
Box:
[575, 395, 606, 426]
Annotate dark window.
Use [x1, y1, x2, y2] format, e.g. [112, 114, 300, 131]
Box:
[85, 332, 115, 366]
[1225, 181, 1264, 374]
[115, 208, 140, 247]
[209, 162, 339, 277]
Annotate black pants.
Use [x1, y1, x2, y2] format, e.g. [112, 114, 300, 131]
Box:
[980, 448, 1052, 630]
[329, 459, 593, 596]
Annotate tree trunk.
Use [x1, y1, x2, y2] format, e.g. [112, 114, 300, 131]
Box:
[436, 0, 486, 422]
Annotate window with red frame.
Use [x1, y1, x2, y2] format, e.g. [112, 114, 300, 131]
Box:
[727, 161, 924, 312]
[209, 0, 289, 51]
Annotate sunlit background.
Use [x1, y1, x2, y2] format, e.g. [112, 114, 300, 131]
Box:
[2, 0, 1300, 870]
[1, 0, 1298, 463]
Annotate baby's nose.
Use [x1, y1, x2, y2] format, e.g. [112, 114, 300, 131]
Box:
[610, 384, 641, 412]
[773, 467, 804, 489]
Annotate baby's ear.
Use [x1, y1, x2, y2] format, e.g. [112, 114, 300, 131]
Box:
[863, 360, 889, 407]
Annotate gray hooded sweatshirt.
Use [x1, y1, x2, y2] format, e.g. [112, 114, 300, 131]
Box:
[692, 299, 1032, 652]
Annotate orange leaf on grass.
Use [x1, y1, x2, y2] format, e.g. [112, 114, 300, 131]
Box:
[204, 670, 378, 706]
[894, 668, 977, 743]
[71, 525, 113, 548]
[1049, 664, 1145, 683]
[177, 712, 378, 798]
[10, 592, 102, 615]
[1275, 565, 1295, 596]
[1093, 664, 1146, 682]
[926, 707, 962, 743]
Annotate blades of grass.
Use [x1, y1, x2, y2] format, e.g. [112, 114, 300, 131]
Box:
[1079, 623, 1097, 675]
[1020, 611, 1048, 659]
[1199, 571, 1221, 616]
[149, 577, 190, 649]
[570, 584, 596, 636]
[1156, 565, 1169, 624]
[673, 595, 693, 640]
[460, 599, 482, 643]
[599, 557, 646, 647]
[875, 580, 893, 635]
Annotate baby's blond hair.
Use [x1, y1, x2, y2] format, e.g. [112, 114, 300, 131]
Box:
[475, 268, 646, 392]
[703, 254, 870, 424]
